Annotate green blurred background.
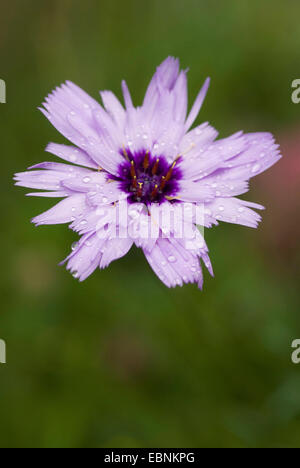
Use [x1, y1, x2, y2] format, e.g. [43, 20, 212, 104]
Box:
[1, 0, 300, 448]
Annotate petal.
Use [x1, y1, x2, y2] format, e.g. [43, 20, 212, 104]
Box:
[69, 204, 115, 235]
[203, 197, 264, 228]
[62, 232, 105, 281]
[26, 190, 69, 198]
[179, 122, 219, 160]
[61, 171, 107, 193]
[143, 57, 180, 109]
[121, 80, 134, 109]
[184, 77, 210, 131]
[100, 90, 126, 130]
[173, 70, 188, 123]
[180, 133, 248, 181]
[46, 143, 98, 169]
[32, 193, 87, 226]
[144, 237, 203, 288]
[41, 82, 123, 175]
[100, 237, 133, 269]
[14, 163, 95, 194]
[176, 180, 215, 203]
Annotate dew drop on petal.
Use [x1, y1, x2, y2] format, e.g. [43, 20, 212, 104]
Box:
[83, 177, 91, 183]
[168, 255, 176, 263]
[252, 164, 261, 173]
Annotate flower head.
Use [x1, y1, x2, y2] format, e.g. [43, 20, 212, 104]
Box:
[14, 57, 281, 288]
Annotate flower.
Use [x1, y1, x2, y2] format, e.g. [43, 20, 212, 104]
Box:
[14, 57, 281, 288]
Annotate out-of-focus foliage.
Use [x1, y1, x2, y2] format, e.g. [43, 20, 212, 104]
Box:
[0, 0, 299, 448]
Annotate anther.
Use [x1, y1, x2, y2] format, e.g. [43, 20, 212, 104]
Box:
[152, 158, 160, 175]
[132, 176, 137, 189]
[143, 150, 150, 170]
[122, 146, 129, 161]
[165, 160, 177, 181]
[160, 176, 166, 190]
[151, 184, 159, 199]
[130, 160, 136, 178]
[137, 182, 143, 198]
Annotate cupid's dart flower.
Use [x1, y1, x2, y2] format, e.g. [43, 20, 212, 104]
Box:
[14, 57, 281, 288]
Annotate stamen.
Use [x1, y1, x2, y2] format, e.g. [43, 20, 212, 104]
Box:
[152, 158, 160, 175]
[122, 146, 130, 161]
[130, 160, 136, 178]
[151, 184, 159, 199]
[137, 182, 143, 198]
[97, 166, 103, 172]
[165, 160, 177, 181]
[160, 176, 166, 190]
[181, 143, 196, 156]
[143, 150, 150, 170]
[132, 176, 137, 189]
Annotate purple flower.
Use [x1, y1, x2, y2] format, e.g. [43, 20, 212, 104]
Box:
[14, 57, 281, 288]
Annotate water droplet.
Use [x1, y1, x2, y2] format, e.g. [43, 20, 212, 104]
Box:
[83, 177, 91, 183]
[252, 164, 261, 173]
[238, 207, 245, 213]
[218, 205, 225, 212]
[71, 242, 78, 251]
[168, 255, 176, 263]
[102, 196, 108, 203]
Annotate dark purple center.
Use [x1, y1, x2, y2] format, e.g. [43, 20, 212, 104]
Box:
[114, 148, 182, 204]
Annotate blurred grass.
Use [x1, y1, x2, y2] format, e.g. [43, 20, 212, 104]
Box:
[0, 0, 300, 448]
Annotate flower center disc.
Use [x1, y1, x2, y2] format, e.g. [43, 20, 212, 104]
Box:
[116, 149, 181, 204]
